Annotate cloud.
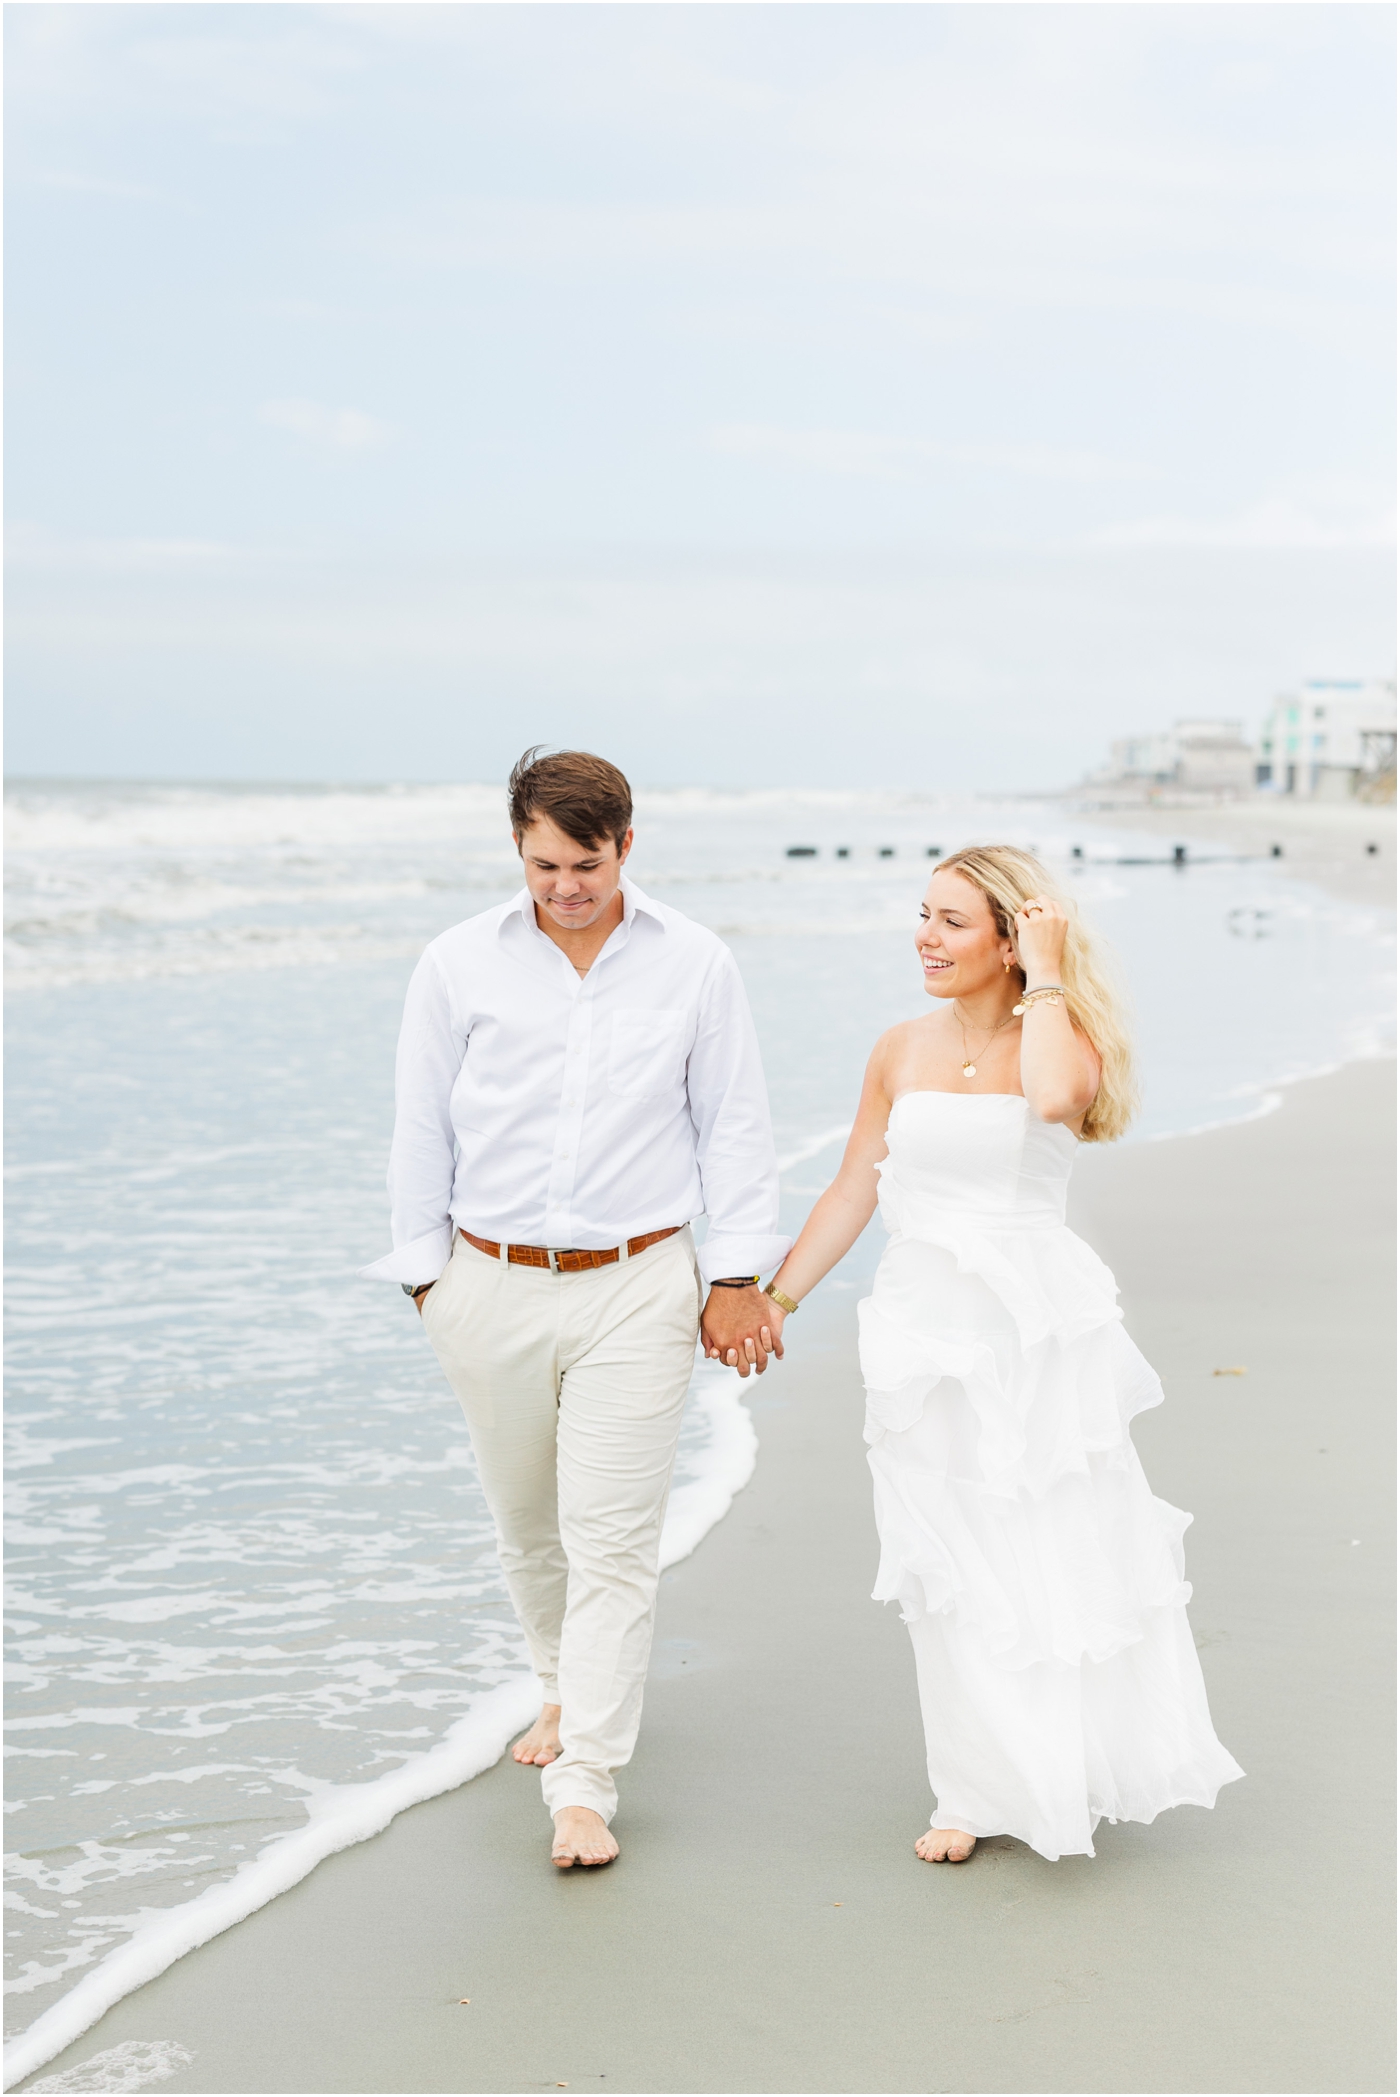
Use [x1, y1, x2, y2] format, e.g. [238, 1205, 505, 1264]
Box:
[255, 400, 393, 453]
[359, 196, 790, 276]
[18, 168, 168, 204]
[10, 545, 1395, 788]
[1086, 500, 1397, 550]
[344, 13, 1390, 299]
[707, 425, 1148, 485]
[4, 523, 246, 574]
[709, 425, 908, 481]
[4, 7, 369, 131]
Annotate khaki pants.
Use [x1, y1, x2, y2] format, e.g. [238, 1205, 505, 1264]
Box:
[421, 1226, 703, 1823]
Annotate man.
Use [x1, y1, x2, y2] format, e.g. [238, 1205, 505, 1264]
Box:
[362, 747, 789, 1868]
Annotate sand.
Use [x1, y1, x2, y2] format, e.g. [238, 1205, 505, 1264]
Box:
[15, 1059, 1395, 2097]
[1069, 795, 1395, 910]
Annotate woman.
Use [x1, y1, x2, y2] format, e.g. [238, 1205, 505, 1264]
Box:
[759, 845, 1243, 1864]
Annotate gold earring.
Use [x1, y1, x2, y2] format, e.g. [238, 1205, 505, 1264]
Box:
[1003, 955, 1012, 972]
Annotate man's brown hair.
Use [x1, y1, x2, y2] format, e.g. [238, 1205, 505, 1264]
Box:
[508, 747, 633, 853]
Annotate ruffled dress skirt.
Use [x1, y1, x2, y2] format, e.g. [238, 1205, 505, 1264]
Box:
[860, 1096, 1243, 1861]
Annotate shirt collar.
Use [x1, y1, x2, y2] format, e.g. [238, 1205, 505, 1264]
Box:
[502, 872, 666, 944]
[621, 873, 667, 929]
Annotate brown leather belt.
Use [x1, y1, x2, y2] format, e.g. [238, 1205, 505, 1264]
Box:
[459, 1226, 682, 1274]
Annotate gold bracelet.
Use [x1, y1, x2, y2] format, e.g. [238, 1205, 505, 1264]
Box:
[764, 1281, 800, 1315]
[1017, 985, 1066, 1011]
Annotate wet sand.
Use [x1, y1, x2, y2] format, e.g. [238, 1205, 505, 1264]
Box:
[1070, 796, 1394, 910]
[16, 1060, 1395, 2096]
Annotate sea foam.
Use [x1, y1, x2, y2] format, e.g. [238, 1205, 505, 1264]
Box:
[2, 1362, 755, 2091]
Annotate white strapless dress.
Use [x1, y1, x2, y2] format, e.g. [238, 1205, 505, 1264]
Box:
[859, 1091, 1243, 1861]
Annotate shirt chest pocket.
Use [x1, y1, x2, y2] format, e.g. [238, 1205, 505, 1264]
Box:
[607, 1006, 690, 1102]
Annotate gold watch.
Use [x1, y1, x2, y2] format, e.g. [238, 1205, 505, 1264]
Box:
[763, 1281, 799, 1315]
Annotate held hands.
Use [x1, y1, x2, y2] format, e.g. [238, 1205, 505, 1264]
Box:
[417, 1275, 790, 1369]
[1013, 894, 1069, 983]
[701, 1284, 784, 1378]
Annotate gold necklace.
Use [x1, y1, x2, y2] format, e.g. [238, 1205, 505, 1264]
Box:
[954, 1001, 1019, 1080]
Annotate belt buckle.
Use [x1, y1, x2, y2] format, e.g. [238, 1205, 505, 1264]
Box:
[547, 1248, 561, 1275]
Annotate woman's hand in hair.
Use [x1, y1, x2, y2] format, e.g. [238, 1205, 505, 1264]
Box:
[1013, 894, 1069, 984]
[1013, 896, 1100, 1130]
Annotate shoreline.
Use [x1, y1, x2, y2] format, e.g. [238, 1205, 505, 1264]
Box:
[4, 1033, 1387, 2081]
[17, 1056, 1395, 2096]
[2, 1371, 756, 2091]
[1066, 795, 1395, 909]
[8, 788, 1391, 2080]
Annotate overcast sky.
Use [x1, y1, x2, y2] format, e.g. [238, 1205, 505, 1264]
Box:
[5, 3, 1394, 788]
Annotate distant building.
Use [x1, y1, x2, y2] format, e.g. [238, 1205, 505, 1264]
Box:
[1257, 679, 1397, 800]
[1104, 732, 1176, 786]
[1171, 720, 1258, 797]
[1088, 719, 1255, 801]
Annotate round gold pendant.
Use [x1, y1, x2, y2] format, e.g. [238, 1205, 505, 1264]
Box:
[962, 1061, 977, 1078]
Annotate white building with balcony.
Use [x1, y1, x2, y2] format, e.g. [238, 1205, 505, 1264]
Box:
[1257, 679, 1397, 799]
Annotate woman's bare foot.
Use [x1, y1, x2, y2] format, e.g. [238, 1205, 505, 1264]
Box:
[915, 1826, 977, 1864]
[512, 1705, 562, 1765]
[551, 1807, 619, 1869]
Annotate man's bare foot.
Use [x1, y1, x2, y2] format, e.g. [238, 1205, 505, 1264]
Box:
[512, 1705, 562, 1765]
[551, 1807, 618, 1870]
[915, 1826, 977, 1864]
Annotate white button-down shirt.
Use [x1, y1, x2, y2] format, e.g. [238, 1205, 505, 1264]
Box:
[361, 877, 791, 1288]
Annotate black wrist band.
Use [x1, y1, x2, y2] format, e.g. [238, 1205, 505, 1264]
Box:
[709, 1275, 760, 1288]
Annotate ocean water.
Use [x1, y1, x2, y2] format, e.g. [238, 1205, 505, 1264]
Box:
[4, 780, 1394, 2065]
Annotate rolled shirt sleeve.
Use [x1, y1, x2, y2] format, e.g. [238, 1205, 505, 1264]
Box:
[686, 947, 792, 1285]
[359, 948, 463, 1286]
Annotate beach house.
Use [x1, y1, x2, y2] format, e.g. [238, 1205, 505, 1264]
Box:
[1085, 719, 1256, 803]
[1256, 679, 1398, 800]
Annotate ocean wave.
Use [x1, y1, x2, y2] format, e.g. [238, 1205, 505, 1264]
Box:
[716, 915, 924, 938]
[777, 1125, 852, 1173]
[1, 1360, 755, 2091]
[4, 928, 429, 991]
[4, 879, 438, 942]
[1, 780, 991, 858]
[1144, 1035, 1397, 1142]
[26, 2038, 194, 2093]
[2, 783, 514, 856]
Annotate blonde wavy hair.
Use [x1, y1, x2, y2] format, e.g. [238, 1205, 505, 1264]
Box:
[935, 844, 1138, 1143]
